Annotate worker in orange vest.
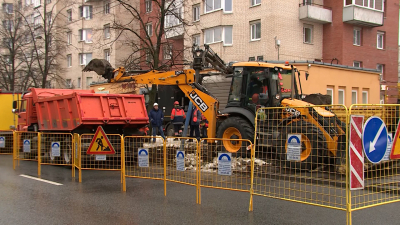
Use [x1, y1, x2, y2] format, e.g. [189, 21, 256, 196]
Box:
[171, 101, 186, 139]
[189, 106, 201, 141]
[200, 114, 208, 138]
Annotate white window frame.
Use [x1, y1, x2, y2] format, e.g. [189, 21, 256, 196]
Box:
[352, 90, 357, 104]
[377, 32, 384, 49]
[204, 0, 222, 13]
[250, 21, 261, 41]
[86, 77, 92, 88]
[353, 27, 361, 46]
[104, 49, 110, 62]
[104, 2, 110, 14]
[3, 3, 14, 14]
[104, 24, 110, 39]
[344, 0, 384, 11]
[303, 24, 313, 44]
[67, 9, 72, 22]
[338, 89, 345, 105]
[193, 4, 200, 22]
[79, 53, 92, 65]
[192, 34, 200, 46]
[353, 61, 361, 68]
[251, 0, 261, 7]
[34, 0, 40, 8]
[80, 5, 92, 20]
[224, 0, 232, 12]
[67, 54, 72, 67]
[204, 26, 232, 45]
[67, 32, 72, 45]
[145, 23, 152, 37]
[362, 91, 368, 104]
[165, 1, 183, 28]
[145, 0, 152, 13]
[327, 88, 333, 104]
[79, 29, 93, 43]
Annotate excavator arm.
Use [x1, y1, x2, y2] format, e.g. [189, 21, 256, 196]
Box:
[83, 66, 219, 139]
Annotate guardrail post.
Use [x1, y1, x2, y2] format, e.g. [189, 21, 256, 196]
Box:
[121, 135, 126, 191]
[38, 132, 41, 177]
[163, 138, 167, 196]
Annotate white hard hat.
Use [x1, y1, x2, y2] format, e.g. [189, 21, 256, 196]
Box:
[153, 103, 158, 106]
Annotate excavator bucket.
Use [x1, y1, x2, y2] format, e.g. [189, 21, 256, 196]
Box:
[82, 59, 115, 81]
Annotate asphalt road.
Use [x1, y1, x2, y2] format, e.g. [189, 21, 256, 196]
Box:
[0, 155, 399, 225]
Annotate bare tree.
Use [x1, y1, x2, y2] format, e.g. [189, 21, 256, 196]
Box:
[108, 0, 193, 110]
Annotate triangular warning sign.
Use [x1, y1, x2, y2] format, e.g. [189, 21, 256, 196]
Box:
[390, 119, 400, 159]
[87, 126, 115, 155]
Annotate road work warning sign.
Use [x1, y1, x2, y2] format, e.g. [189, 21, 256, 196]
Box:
[87, 126, 115, 155]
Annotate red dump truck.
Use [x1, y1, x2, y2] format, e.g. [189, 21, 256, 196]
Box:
[13, 88, 149, 163]
[14, 88, 149, 135]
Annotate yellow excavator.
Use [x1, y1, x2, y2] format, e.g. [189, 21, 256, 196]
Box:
[83, 45, 345, 171]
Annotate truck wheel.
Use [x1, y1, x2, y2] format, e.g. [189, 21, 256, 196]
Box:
[277, 120, 327, 171]
[166, 124, 175, 137]
[216, 117, 254, 157]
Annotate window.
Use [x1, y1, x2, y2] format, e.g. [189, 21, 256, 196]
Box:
[3, 3, 13, 14]
[205, 0, 221, 13]
[377, 64, 384, 81]
[3, 20, 14, 31]
[377, 32, 384, 49]
[353, 27, 361, 46]
[46, 12, 52, 26]
[204, 26, 232, 45]
[224, 0, 232, 12]
[250, 21, 261, 41]
[352, 90, 357, 104]
[104, 1, 110, 14]
[79, 53, 92, 65]
[66, 79, 71, 88]
[353, 61, 361, 68]
[33, 16, 41, 27]
[26, 0, 30, 6]
[193, 5, 200, 21]
[86, 77, 92, 88]
[303, 24, 313, 44]
[251, 0, 261, 6]
[165, 1, 182, 28]
[345, 0, 383, 11]
[67, 32, 71, 45]
[327, 88, 333, 104]
[362, 91, 368, 104]
[46, 0, 51, 3]
[145, 23, 152, 37]
[67, 9, 72, 22]
[79, 6, 93, 20]
[338, 89, 345, 105]
[145, 0, 152, 13]
[79, 29, 93, 43]
[77, 77, 81, 88]
[34, 0, 40, 8]
[104, 49, 110, 62]
[67, 54, 72, 67]
[249, 57, 255, 61]
[192, 34, 200, 46]
[257, 56, 263, 61]
[104, 24, 110, 38]
[163, 45, 172, 59]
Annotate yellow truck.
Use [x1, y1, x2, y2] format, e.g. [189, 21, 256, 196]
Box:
[0, 91, 20, 130]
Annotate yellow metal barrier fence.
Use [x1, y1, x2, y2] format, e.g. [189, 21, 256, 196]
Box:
[123, 136, 165, 192]
[13, 131, 40, 174]
[0, 130, 14, 155]
[77, 133, 123, 184]
[348, 104, 400, 214]
[251, 105, 348, 211]
[39, 133, 74, 177]
[165, 137, 199, 203]
[73, 133, 80, 181]
[198, 138, 253, 205]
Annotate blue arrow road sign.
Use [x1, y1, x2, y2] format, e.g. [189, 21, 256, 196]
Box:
[362, 116, 388, 164]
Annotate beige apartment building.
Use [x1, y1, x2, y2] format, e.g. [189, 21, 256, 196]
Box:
[181, 0, 326, 63]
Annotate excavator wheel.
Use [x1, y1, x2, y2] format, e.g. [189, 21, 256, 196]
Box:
[216, 117, 254, 158]
[277, 120, 327, 171]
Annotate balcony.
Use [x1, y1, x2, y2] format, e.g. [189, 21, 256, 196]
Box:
[299, 3, 332, 24]
[165, 24, 184, 39]
[343, 5, 383, 27]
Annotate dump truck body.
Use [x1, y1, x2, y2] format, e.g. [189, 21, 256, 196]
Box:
[16, 88, 149, 134]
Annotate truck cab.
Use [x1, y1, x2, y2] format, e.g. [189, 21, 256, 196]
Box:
[14, 92, 38, 132]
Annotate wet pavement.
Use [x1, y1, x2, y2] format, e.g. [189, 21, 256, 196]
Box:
[0, 155, 399, 225]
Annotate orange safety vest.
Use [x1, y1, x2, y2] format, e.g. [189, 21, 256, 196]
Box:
[192, 108, 199, 123]
[171, 108, 186, 120]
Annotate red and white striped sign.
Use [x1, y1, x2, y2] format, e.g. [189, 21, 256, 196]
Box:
[349, 115, 365, 190]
